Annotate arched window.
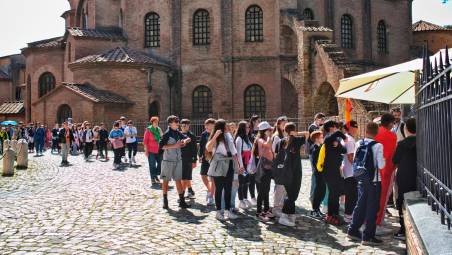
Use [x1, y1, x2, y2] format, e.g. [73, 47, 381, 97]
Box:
[303, 8, 314, 20]
[145, 12, 160, 48]
[38, 72, 56, 97]
[377, 20, 388, 54]
[57, 104, 72, 124]
[244, 85, 266, 118]
[245, 5, 263, 42]
[192, 86, 212, 118]
[193, 9, 210, 45]
[82, 8, 88, 29]
[341, 14, 353, 49]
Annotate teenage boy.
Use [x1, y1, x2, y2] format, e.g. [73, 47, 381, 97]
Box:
[375, 113, 397, 229]
[392, 118, 417, 241]
[159, 116, 192, 209]
[308, 113, 325, 206]
[58, 121, 74, 166]
[309, 131, 326, 218]
[180, 119, 198, 199]
[348, 122, 385, 245]
[198, 118, 216, 205]
[343, 120, 359, 223]
[322, 120, 347, 225]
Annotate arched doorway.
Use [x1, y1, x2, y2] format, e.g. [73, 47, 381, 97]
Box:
[314, 82, 339, 116]
[281, 79, 298, 118]
[148, 101, 160, 119]
[57, 104, 72, 124]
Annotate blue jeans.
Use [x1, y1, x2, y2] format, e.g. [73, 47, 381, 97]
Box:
[148, 153, 161, 178]
[35, 139, 44, 154]
[348, 181, 381, 241]
[222, 185, 238, 210]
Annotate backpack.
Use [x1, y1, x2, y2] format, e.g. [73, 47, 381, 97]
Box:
[316, 144, 326, 172]
[271, 139, 292, 185]
[352, 140, 378, 182]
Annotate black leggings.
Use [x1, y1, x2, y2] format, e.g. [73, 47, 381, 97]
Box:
[344, 177, 358, 215]
[324, 174, 342, 216]
[312, 171, 326, 211]
[238, 174, 249, 200]
[212, 161, 234, 211]
[248, 174, 256, 199]
[257, 171, 272, 213]
[283, 170, 302, 215]
[127, 142, 138, 158]
[84, 142, 93, 158]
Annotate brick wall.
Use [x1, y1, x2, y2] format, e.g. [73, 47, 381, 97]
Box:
[413, 31, 452, 54]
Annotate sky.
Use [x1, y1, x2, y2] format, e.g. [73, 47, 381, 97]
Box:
[0, 0, 451, 56]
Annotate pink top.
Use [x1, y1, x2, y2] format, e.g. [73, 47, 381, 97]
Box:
[143, 129, 159, 154]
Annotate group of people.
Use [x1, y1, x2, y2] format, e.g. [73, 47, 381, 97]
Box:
[1, 107, 417, 246]
[0, 122, 49, 155]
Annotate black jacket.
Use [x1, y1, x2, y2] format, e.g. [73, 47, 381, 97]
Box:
[99, 129, 109, 142]
[198, 131, 210, 163]
[58, 128, 74, 145]
[181, 131, 197, 163]
[393, 136, 417, 193]
[323, 131, 347, 177]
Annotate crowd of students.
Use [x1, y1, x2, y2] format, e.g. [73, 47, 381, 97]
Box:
[1, 107, 417, 246]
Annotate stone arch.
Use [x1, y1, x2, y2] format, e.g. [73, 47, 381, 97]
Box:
[148, 101, 160, 119]
[57, 104, 72, 124]
[314, 82, 339, 116]
[280, 25, 298, 55]
[281, 79, 298, 118]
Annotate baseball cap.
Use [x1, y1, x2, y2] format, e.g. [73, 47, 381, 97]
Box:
[258, 121, 272, 131]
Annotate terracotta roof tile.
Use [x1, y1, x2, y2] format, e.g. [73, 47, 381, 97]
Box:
[0, 102, 24, 114]
[63, 83, 133, 104]
[67, 27, 126, 41]
[28, 37, 64, 49]
[300, 26, 332, 32]
[71, 47, 170, 67]
[413, 20, 450, 32]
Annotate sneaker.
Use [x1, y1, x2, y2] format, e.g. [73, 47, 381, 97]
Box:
[278, 214, 295, 227]
[310, 210, 323, 219]
[244, 199, 253, 208]
[347, 231, 362, 241]
[362, 237, 383, 246]
[273, 208, 283, 218]
[154, 177, 161, 184]
[163, 197, 169, 209]
[257, 212, 270, 222]
[179, 201, 191, 209]
[207, 196, 215, 206]
[185, 192, 195, 199]
[375, 226, 392, 236]
[225, 210, 238, 220]
[239, 201, 249, 210]
[289, 214, 297, 224]
[344, 214, 353, 223]
[132, 156, 136, 164]
[393, 232, 406, 241]
[325, 215, 341, 226]
[124, 157, 128, 163]
[250, 198, 257, 206]
[216, 211, 225, 221]
[151, 178, 157, 184]
[188, 189, 195, 198]
[265, 211, 276, 219]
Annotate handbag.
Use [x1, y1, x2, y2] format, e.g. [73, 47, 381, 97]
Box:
[112, 138, 124, 149]
[272, 139, 293, 185]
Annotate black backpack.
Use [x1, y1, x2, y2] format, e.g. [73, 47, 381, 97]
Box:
[352, 140, 378, 182]
[272, 139, 292, 185]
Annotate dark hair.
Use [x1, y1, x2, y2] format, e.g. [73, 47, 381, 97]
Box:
[366, 122, 379, 136]
[344, 120, 358, 131]
[235, 121, 251, 145]
[323, 120, 338, 133]
[181, 119, 191, 125]
[391, 107, 401, 113]
[284, 122, 297, 150]
[405, 118, 416, 134]
[381, 113, 395, 127]
[167, 115, 179, 124]
[314, 113, 326, 120]
[113, 121, 120, 128]
[249, 115, 260, 130]
[204, 118, 215, 125]
[209, 119, 226, 145]
[273, 116, 287, 139]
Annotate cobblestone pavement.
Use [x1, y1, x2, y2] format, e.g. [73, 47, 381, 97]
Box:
[0, 151, 406, 254]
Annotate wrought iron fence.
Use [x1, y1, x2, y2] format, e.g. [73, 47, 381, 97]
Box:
[417, 46, 452, 229]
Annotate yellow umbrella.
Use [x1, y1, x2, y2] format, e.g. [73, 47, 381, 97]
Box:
[336, 48, 452, 104]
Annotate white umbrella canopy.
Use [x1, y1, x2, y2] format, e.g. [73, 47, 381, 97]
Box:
[336, 48, 452, 104]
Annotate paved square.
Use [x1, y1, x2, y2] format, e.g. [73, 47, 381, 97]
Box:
[0, 151, 405, 254]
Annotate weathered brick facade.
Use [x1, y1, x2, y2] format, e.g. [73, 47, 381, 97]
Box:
[2, 0, 419, 126]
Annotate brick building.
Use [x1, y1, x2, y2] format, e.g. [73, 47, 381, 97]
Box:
[412, 20, 452, 55]
[0, 0, 419, 126]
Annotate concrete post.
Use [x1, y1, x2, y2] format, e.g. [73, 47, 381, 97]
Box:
[16, 139, 28, 169]
[2, 140, 16, 176]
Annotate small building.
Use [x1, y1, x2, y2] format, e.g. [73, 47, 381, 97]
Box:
[413, 20, 452, 55]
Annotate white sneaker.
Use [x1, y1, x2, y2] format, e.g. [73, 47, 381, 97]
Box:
[132, 156, 136, 164]
[216, 211, 225, 221]
[375, 226, 392, 236]
[225, 210, 238, 220]
[273, 208, 282, 218]
[239, 201, 249, 210]
[250, 198, 257, 206]
[344, 214, 352, 223]
[207, 196, 215, 206]
[289, 214, 297, 224]
[278, 214, 295, 227]
[244, 199, 253, 208]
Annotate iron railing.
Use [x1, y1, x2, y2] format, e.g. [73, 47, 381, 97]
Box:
[417, 45, 452, 229]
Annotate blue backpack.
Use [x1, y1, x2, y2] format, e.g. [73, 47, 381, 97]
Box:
[352, 140, 378, 182]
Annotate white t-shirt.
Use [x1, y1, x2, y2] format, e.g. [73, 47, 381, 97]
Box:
[124, 126, 138, 143]
[213, 132, 237, 157]
[342, 133, 356, 178]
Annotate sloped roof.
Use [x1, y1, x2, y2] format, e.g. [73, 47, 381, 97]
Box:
[27, 37, 64, 49]
[0, 102, 24, 114]
[67, 27, 126, 41]
[71, 47, 170, 67]
[63, 83, 133, 104]
[0, 69, 10, 81]
[413, 20, 450, 32]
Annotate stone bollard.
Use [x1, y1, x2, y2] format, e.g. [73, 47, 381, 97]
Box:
[9, 139, 18, 153]
[2, 141, 16, 176]
[16, 139, 28, 169]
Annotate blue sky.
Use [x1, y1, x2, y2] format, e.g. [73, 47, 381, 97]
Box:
[0, 0, 451, 56]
